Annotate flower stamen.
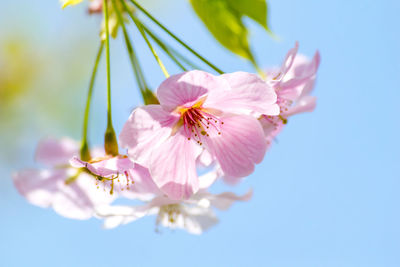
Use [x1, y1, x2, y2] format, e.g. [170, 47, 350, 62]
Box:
[178, 104, 223, 145]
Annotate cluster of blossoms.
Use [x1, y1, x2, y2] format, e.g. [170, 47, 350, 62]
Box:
[13, 1, 320, 234]
[14, 43, 319, 234]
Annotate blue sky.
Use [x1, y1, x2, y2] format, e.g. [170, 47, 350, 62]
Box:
[0, 0, 399, 266]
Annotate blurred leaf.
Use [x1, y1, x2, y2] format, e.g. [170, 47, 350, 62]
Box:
[190, 0, 253, 60]
[227, 0, 269, 30]
[190, 0, 270, 61]
[0, 40, 39, 103]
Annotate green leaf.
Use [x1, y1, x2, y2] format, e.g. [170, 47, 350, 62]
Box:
[190, 0, 270, 61]
[227, 0, 269, 30]
[190, 0, 253, 60]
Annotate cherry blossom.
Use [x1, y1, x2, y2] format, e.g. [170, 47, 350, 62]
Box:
[96, 170, 253, 234]
[70, 155, 158, 199]
[120, 70, 279, 200]
[261, 43, 320, 148]
[13, 138, 114, 220]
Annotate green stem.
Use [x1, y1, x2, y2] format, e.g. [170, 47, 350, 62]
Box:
[128, 0, 224, 74]
[137, 18, 203, 70]
[121, 4, 169, 78]
[80, 41, 104, 161]
[103, 0, 119, 156]
[170, 47, 202, 70]
[112, 0, 145, 93]
[114, 0, 159, 105]
[137, 20, 187, 71]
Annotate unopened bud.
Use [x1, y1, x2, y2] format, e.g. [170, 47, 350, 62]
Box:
[104, 127, 119, 156]
[142, 88, 160, 105]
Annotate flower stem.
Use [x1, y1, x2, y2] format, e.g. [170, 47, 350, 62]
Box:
[120, 1, 169, 78]
[137, 20, 188, 71]
[128, 0, 224, 74]
[113, 0, 158, 105]
[136, 21, 170, 78]
[103, 0, 119, 156]
[146, 31, 187, 71]
[80, 41, 104, 161]
[112, 0, 144, 92]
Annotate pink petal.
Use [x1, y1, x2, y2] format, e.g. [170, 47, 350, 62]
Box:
[272, 42, 299, 82]
[13, 169, 63, 208]
[70, 156, 134, 178]
[222, 174, 244, 185]
[119, 105, 179, 165]
[123, 163, 163, 200]
[149, 132, 200, 200]
[284, 96, 317, 117]
[53, 173, 114, 220]
[198, 168, 222, 190]
[97, 205, 155, 229]
[13, 168, 114, 220]
[259, 115, 285, 148]
[35, 138, 79, 166]
[207, 72, 279, 116]
[208, 189, 253, 210]
[279, 51, 320, 99]
[291, 51, 321, 82]
[206, 115, 267, 178]
[71, 156, 161, 197]
[196, 149, 215, 168]
[157, 70, 226, 111]
[178, 206, 218, 235]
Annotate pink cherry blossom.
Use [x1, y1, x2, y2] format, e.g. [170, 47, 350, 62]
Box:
[70, 155, 159, 199]
[120, 70, 279, 200]
[260, 43, 320, 147]
[96, 169, 253, 234]
[13, 138, 114, 220]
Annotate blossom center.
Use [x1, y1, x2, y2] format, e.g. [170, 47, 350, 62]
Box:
[178, 104, 223, 145]
[159, 204, 182, 224]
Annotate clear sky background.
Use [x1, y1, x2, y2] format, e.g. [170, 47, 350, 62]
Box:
[0, 0, 399, 266]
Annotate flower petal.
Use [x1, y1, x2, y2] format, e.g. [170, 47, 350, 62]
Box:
[196, 149, 215, 168]
[284, 96, 317, 117]
[35, 137, 79, 166]
[52, 173, 114, 220]
[208, 189, 253, 210]
[119, 105, 178, 165]
[70, 156, 134, 178]
[13, 168, 114, 220]
[290, 51, 321, 83]
[206, 115, 267, 178]
[259, 115, 285, 149]
[198, 168, 222, 190]
[157, 70, 225, 111]
[123, 164, 163, 200]
[149, 132, 200, 200]
[273, 42, 299, 82]
[179, 206, 219, 235]
[13, 169, 63, 208]
[208, 72, 279, 116]
[96, 205, 155, 229]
